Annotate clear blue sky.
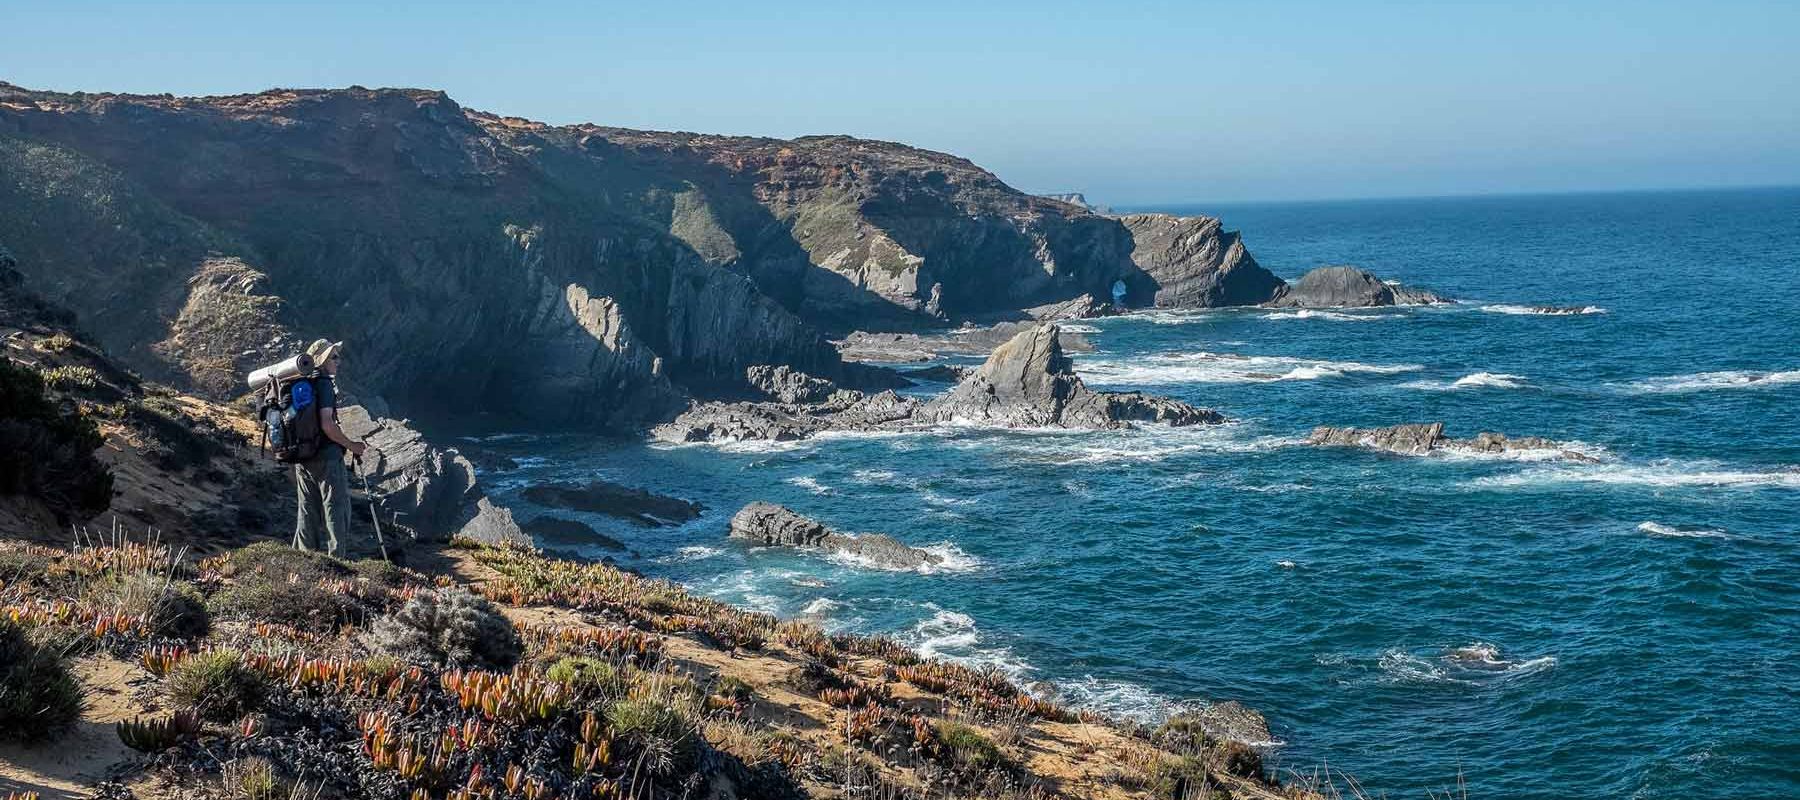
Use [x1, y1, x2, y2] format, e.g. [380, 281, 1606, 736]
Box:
[3, 0, 1796, 204]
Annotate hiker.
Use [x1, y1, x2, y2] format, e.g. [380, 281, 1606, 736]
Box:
[291, 338, 370, 556]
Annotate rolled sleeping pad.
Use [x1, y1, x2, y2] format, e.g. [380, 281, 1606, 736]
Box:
[246, 353, 315, 388]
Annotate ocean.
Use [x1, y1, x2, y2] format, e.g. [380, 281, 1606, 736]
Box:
[474, 187, 1800, 799]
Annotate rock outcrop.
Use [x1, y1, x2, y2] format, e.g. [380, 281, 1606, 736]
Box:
[746, 365, 855, 405]
[520, 481, 703, 527]
[917, 325, 1223, 428]
[1120, 214, 1286, 308]
[1307, 423, 1597, 461]
[338, 406, 528, 548]
[727, 502, 942, 571]
[659, 326, 1222, 443]
[1269, 266, 1451, 308]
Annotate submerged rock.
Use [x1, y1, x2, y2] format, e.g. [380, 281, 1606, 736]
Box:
[522, 481, 703, 526]
[1307, 423, 1597, 461]
[1269, 266, 1450, 308]
[727, 502, 942, 571]
[521, 516, 627, 551]
[918, 325, 1224, 429]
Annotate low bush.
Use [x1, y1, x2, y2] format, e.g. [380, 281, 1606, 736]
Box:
[221, 755, 290, 800]
[936, 721, 1004, 772]
[166, 649, 264, 722]
[83, 571, 210, 639]
[606, 683, 701, 776]
[546, 655, 624, 697]
[208, 543, 366, 633]
[365, 588, 521, 671]
[0, 619, 85, 741]
[0, 358, 113, 524]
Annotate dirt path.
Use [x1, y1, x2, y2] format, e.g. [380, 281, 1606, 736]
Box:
[0, 657, 143, 799]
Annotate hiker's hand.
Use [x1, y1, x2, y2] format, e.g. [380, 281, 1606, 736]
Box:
[349, 440, 368, 457]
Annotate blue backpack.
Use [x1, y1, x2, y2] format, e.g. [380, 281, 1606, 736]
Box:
[259, 374, 324, 463]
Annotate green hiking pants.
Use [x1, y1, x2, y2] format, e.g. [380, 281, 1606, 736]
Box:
[293, 451, 350, 556]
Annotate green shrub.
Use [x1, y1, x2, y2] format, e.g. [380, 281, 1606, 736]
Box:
[39, 365, 98, 391]
[0, 358, 113, 524]
[222, 755, 290, 800]
[936, 722, 1003, 772]
[83, 572, 210, 639]
[0, 544, 55, 587]
[715, 675, 753, 702]
[606, 691, 699, 775]
[166, 649, 264, 722]
[1216, 740, 1264, 780]
[546, 655, 623, 696]
[209, 543, 365, 633]
[0, 619, 85, 741]
[365, 589, 521, 671]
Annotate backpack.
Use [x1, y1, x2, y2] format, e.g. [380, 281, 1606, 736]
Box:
[259, 373, 325, 463]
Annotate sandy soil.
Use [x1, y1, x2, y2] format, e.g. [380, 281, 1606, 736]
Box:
[0, 657, 144, 799]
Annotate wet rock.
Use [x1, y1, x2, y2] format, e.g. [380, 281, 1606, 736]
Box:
[1308, 423, 1597, 461]
[727, 502, 942, 571]
[521, 481, 702, 526]
[1269, 266, 1450, 308]
[651, 402, 828, 444]
[521, 516, 627, 551]
[835, 321, 1094, 364]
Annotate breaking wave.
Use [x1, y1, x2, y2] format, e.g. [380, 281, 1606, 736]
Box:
[1401, 372, 1530, 391]
[1619, 370, 1800, 394]
[1470, 460, 1800, 490]
[784, 475, 832, 495]
[1259, 308, 1397, 322]
[1078, 350, 1422, 386]
[1637, 521, 1731, 539]
[1370, 642, 1557, 687]
[903, 605, 1033, 679]
[1480, 304, 1607, 315]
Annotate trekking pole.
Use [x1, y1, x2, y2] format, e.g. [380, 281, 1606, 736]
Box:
[353, 453, 390, 562]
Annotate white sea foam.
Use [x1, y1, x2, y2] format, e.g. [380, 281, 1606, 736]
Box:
[799, 597, 841, 616]
[1401, 372, 1530, 391]
[784, 475, 832, 495]
[903, 605, 1033, 679]
[850, 468, 902, 483]
[1375, 642, 1556, 686]
[1471, 461, 1800, 490]
[1620, 369, 1800, 394]
[1637, 521, 1731, 539]
[1479, 304, 1607, 316]
[1259, 308, 1396, 322]
[661, 545, 723, 563]
[1057, 323, 1101, 333]
[960, 424, 1304, 466]
[1276, 560, 1299, 569]
[1054, 677, 1181, 724]
[825, 541, 983, 575]
[1434, 440, 1608, 463]
[1078, 350, 1422, 386]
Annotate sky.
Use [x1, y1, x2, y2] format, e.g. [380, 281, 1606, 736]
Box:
[3, 0, 1797, 205]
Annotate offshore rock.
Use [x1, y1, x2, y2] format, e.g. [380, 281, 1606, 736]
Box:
[1269, 266, 1451, 308]
[918, 325, 1224, 428]
[521, 516, 628, 552]
[521, 480, 702, 527]
[1307, 423, 1597, 461]
[1120, 214, 1287, 308]
[904, 364, 972, 383]
[1183, 702, 1276, 747]
[660, 325, 1217, 442]
[835, 321, 1095, 364]
[727, 502, 942, 571]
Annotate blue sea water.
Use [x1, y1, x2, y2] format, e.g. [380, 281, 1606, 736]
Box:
[478, 187, 1800, 799]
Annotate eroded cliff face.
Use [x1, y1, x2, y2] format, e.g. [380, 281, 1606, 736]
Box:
[0, 82, 1284, 429]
